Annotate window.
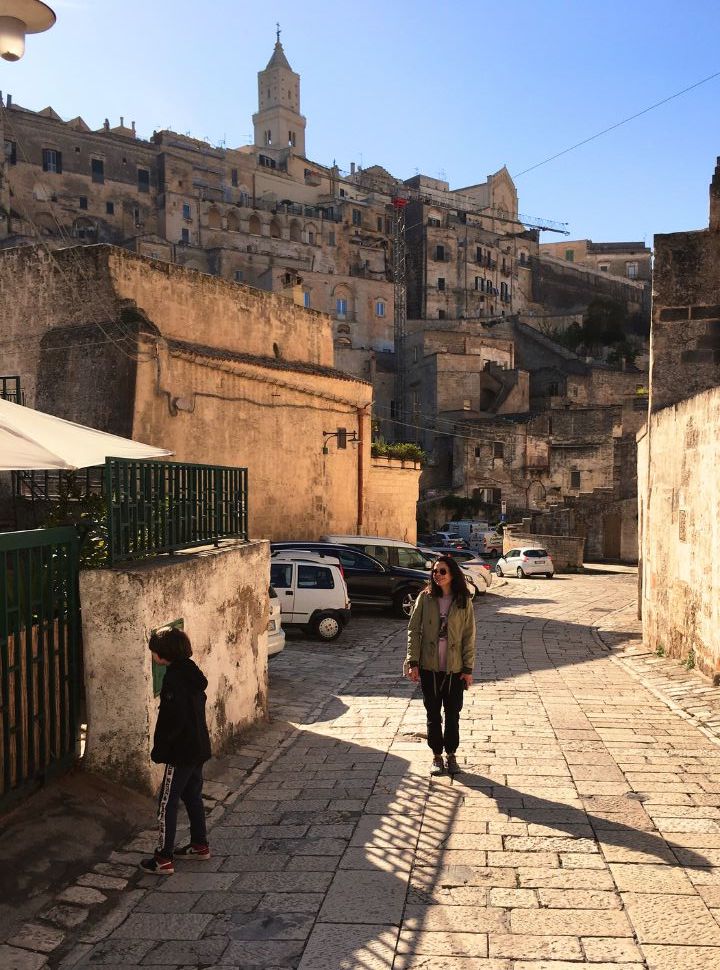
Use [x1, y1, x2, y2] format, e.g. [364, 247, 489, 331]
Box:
[298, 565, 334, 589]
[352, 208, 361, 227]
[428, 217, 441, 227]
[180, 227, 189, 244]
[270, 563, 293, 588]
[626, 261, 638, 279]
[435, 244, 445, 261]
[288, 130, 296, 147]
[375, 300, 385, 317]
[525, 549, 549, 558]
[397, 548, 428, 570]
[336, 298, 347, 317]
[377, 217, 383, 231]
[303, 291, 311, 309]
[565, 249, 574, 262]
[474, 276, 481, 291]
[79, 196, 88, 210]
[328, 231, 336, 247]
[234, 270, 244, 282]
[182, 202, 191, 220]
[4, 140, 17, 165]
[474, 446, 481, 458]
[571, 470, 581, 489]
[258, 154, 277, 169]
[91, 158, 104, 183]
[548, 381, 560, 396]
[133, 206, 141, 224]
[599, 263, 609, 272]
[264, 129, 272, 145]
[476, 246, 482, 263]
[437, 277, 445, 291]
[438, 309, 446, 319]
[137, 168, 150, 193]
[339, 188, 346, 198]
[231, 168, 238, 187]
[412, 345, 419, 363]
[500, 281, 510, 302]
[42, 148, 62, 173]
[493, 442, 504, 459]
[106, 201, 114, 215]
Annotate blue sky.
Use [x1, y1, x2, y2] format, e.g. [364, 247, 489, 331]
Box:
[4, 0, 719, 243]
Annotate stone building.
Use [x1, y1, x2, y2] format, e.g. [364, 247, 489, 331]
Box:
[638, 156, 720, 677]
[0, 244, 420, 542]
[540, 238, 651, 282]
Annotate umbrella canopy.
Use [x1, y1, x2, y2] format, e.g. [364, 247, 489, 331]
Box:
[0, 398, 173, 471]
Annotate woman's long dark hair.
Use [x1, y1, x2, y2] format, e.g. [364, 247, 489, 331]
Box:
[427, 555, 468, 607]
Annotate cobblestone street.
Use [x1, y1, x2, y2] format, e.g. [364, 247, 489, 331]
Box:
[7, 570, 720, 969]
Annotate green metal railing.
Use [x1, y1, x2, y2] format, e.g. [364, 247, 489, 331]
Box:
[104, 459, 248, 565]
[0, 527, 81, 810]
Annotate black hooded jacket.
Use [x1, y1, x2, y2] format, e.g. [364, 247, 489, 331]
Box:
[151, 658, 212, 766]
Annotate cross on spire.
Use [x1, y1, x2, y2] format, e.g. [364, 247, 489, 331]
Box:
[276, 22, 281, 43]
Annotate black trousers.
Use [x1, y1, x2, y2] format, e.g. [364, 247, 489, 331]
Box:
[156, 762, 207, 859]
[420, 669, 465, 756]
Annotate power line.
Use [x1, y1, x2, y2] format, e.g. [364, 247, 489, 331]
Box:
[514, 69, 720, 179]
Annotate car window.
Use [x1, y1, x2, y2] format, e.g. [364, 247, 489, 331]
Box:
[362, 544, 389, 564]
[270, 563, 293, 588]
[297, 565, 335, 589]
[334, 549, 370, 570]
[397, 547, 428, 569]
[525, 549, 548, 558]
[506, 549, 518, 558]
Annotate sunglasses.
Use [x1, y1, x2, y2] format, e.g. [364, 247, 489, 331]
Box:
[432, 567, 449, 576]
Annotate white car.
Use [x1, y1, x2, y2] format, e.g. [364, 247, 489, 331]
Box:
[495, 547, 555, 579]
[265, 585, 285, 657]
[269, 551, 351, 641]
[419, 547, 492, 595]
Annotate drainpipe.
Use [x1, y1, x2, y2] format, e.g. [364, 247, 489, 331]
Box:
[357, 404, 369, 533]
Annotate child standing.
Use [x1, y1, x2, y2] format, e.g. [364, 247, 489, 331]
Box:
[140, 627, 212, 875]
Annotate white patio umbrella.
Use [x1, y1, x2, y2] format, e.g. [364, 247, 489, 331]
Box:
[0, 398, 173, 471]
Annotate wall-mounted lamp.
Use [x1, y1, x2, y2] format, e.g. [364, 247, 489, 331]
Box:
[322, 426, 359, 455]
[0, 1, 56, 62]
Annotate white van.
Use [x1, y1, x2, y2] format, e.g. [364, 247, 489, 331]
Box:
[269, 551, 351, 641]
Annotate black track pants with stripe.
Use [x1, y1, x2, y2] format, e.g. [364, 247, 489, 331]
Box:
[156, 762, 207, 858]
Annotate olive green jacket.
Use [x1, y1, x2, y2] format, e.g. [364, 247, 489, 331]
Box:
[405, 590, 476, 674]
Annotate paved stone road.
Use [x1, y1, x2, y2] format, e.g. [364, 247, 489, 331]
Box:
[7, 570, 720, 969]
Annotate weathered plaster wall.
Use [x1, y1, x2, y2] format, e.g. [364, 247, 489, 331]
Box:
[364, 458, 422, 542]
[502, 526, 585, 571]
[132, 337, 372, 541]
[80, 540, 268, 794]
[639, 387, 720, 678]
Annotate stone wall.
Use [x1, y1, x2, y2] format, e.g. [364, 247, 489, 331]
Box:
[532, 254, 648, 316]
[639, 387, 720, 679]
[364, 458, 422, 542]
[80, 541, 269, 794]
[503, 524, 585, 571]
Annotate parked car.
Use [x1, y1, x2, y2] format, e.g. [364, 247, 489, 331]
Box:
[271, 542, 429, 617]
[495, 547, 554, 579]
[476, 531, 503, 557]
[419, 546, 492, 593]
[269, 551, 351, 640]
[429, 531, 470, 549]
[320, 534, 434, 571]
[264, 585, 285, 657]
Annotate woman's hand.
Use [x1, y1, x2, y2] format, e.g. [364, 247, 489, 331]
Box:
[460, 672, 473, 688]
[407, 666, 420, 683]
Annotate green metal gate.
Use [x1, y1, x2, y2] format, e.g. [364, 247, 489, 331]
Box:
[0, 527, 81, 810]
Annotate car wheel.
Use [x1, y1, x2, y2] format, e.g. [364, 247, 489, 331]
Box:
[495, 564, 503, 576]
[312, 612, 342, 641]
[517, 567, 526, 579]
[546, 573, 554, 579]
[395, 588, 418, 618]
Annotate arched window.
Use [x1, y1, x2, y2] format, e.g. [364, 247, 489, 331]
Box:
[248, 213, 261, 235]
[227, 209, 240, 232]
[269, 218, 281, 239]
[289, 219, 302, 242]
[332, 284, 353, 320]
[304, 222, 318, 245]
[207, 207, 221, 229]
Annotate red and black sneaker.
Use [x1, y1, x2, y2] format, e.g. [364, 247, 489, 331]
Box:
[139, 854, 174, 875]
[175, 843, 211, 860]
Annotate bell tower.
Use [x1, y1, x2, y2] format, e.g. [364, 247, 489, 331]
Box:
[252, 26, 306, 156]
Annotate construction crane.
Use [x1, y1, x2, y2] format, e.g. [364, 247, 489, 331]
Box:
[389, 187, 567, 439]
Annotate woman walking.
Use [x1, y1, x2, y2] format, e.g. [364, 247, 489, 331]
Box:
[405, 555, 476, 776]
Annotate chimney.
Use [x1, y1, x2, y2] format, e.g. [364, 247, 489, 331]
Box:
[120, 116, 124, 127]
[350, 161, 356, 175]
[131, 120, 136, 135]
[104, 118, 110, 130]
[7, 93, 11, 106]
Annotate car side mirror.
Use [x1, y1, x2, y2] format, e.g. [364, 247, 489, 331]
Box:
[425, 560, 433, 569]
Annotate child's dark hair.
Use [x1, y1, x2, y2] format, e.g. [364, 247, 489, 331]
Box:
[149, 627, 192, 662]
